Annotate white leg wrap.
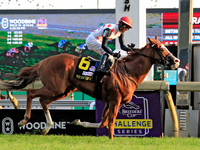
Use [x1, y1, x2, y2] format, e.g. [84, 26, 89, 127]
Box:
[78, 121, 101, 128]
[45, 110, 53, 124]
[44, 110, 53, 133]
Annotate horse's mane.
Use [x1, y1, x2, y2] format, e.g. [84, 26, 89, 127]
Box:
[120, 43, 150, 62]
[115, 42, 153, 86]
[115, 59, 138, 87]
[114, 43, 147, 87]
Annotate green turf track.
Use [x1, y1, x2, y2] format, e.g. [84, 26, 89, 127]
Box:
[0, 134, 200, 150]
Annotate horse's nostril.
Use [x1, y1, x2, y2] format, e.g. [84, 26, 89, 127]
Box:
[174, 59, 180, 63]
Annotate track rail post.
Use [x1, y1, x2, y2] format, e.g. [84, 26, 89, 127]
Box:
[165, 90, 179, 137]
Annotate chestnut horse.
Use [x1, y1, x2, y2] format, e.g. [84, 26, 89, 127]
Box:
[3, 36, 180, 140]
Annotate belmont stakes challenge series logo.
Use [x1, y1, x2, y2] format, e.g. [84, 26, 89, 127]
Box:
[111, 95, 153, 137]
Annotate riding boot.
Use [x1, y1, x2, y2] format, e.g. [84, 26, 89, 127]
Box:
[96, 53, 110, 75]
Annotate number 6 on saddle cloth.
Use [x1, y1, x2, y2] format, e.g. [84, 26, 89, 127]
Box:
[74, 56, 113, 82]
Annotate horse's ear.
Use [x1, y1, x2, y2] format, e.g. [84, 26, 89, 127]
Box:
[148, 37, 151, 42]
[155, 36, 158, 40]
[148, 37, 152, 43]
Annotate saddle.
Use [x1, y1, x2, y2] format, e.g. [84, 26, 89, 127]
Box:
[74, 56, 113, 99]
[74, 56, 113, 82]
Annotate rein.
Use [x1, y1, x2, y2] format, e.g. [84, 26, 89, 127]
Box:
[114, 58, 118, 89]
[133, 49, 163, 63]
[123, 62, 138, 87]
[132, 45, 171, 66]
[110, 61, 138, 88]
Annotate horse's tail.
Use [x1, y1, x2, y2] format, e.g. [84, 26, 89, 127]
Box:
[3, 62, 41, 90]
[0, 51, 6, 57]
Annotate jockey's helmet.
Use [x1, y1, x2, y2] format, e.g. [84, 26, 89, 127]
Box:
[185, 63, 189, 70]
[11, 48, 19, 53]
[119, 16, 133, 29]
[28, 42, 33, 47]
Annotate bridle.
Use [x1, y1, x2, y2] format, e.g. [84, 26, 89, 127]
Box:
[114, 41, 174, 88]
[131, 42, 172, 66]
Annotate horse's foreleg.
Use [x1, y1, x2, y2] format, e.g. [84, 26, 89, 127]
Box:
[71, 119, 101, 128]
[18, 89, 33, 127]
[99, 103, 109, 128]
[108, 101, 121, 140]
[72, 103, 109, 128]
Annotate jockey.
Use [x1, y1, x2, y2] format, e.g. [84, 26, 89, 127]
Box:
[86, 16, 132, 74]
[6, 48, 19, 57]
[24, 42, 33, 52]
[58, 39, 68, 48]
[75, 43, 90, 53]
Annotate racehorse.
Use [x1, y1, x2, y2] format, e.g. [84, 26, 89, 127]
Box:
[68, 43, 95, 57]
[17, 45, 40, 56]
[0, 48, 24, 64]
[2, 36, 180, 140]
[46, 41, 73, 52]
[0, 50, 20, 60]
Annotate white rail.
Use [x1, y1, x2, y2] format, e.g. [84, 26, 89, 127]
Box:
[0, 99, 95, 110]
[0, 80, 170, 91]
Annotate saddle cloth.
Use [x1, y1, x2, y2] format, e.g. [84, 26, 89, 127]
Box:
[74, 57, 99, 82]
[74, 56, 114, 82]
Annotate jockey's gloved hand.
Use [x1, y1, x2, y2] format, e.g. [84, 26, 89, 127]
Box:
[113, 53, 121, 58]
[128, 43, 136, 49]
[121, 45, 131, 51]
[130, 43, 135, 48]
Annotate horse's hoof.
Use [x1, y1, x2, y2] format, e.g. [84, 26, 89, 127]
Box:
[71, 119, 80, 125]
[43, 129, 48, 135]
[18, 120, 25, 127]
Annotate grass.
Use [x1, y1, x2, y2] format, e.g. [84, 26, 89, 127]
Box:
[0, 134, 200, 150]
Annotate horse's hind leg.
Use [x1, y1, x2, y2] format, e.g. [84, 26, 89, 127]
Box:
[39, 97, 53, 135]
[18, 89, 34, 127]
[18, 87, 56, 131]
[39, 86, 76, 135]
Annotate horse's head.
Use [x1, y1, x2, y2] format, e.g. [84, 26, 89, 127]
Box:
[148, 36, 180, 70]
[33, 46, 40, 50]
[67, 41, 73, 46]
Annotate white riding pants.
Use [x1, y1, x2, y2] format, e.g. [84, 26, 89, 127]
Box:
[86, 33, 114, 64]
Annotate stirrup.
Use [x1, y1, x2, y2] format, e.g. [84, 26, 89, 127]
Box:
[95, 68, 110, 75]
